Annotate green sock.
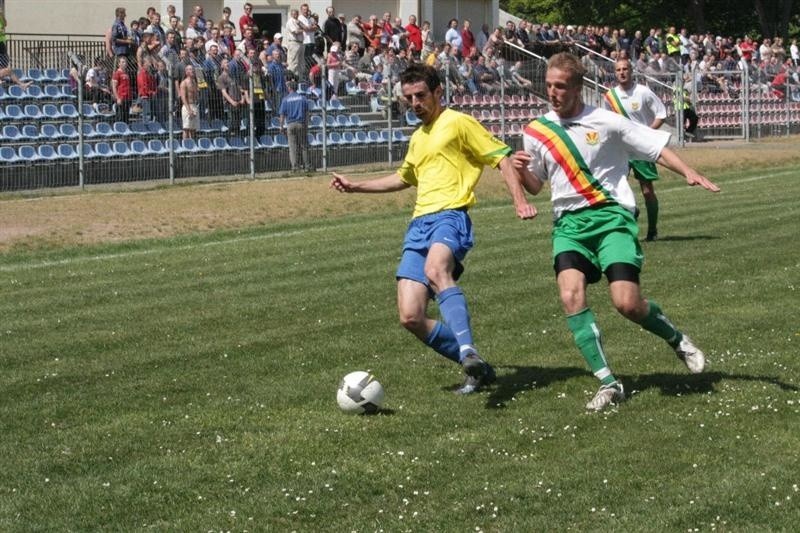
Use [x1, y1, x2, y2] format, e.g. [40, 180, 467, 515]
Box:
[639, 300, 683, 347]
[566, 308, 616, 385]
[645, 198, 659, 235]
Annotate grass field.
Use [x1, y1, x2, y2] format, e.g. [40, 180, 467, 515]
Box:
[1, 162, 798, 531]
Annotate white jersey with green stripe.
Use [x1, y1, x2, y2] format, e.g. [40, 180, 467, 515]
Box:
[603, 84, 667, 127]
[523, 106, 670, 220]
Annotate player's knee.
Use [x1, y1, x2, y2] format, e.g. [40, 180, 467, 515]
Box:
[423, 264, 451, 289]
[613, 298, 644, 321]
[559, 287, 585, 314]
[398, 309, 425, 334]
[642, 189, 657, 202]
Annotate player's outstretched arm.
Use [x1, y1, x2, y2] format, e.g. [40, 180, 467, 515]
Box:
[656, 147, 720, 192]
[498, 156, 537, 220]
[330, 172, 410, 194]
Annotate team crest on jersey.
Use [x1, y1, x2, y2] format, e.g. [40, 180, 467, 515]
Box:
[631, 102, 641, 111]
[585, 131, 600, 145]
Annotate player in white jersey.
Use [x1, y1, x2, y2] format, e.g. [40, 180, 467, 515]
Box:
[603, 58, 668, 241]
[508, 52, 720, 411]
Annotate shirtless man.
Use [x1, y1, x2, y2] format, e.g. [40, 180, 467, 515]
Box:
[179, 64, 199, 139]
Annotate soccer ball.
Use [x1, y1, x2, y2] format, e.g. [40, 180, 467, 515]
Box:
[337, 371, 385, 414]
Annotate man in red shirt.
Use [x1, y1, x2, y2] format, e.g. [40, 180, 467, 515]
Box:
[739, 35, 755, 62]
[405, 15, 422, 58]
[111, 56, 133, 123]
[137, 57, 158, 122]
[238, 2, 256, 36]
[460, 19, 475, 58]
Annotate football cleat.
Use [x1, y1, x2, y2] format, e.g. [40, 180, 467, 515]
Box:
[586, 382, 625, 411]
[456, 354, 496, 395]
[674, 335, 706, 374]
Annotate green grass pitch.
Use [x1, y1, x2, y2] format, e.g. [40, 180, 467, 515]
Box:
[0, 165, 798, 530]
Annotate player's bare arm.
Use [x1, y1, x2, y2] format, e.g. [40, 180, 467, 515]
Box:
[498, 156, 537, 219]
[330, 172, 410, 193]
[656, 148, 720, 192]
[510, 151, 545, 195]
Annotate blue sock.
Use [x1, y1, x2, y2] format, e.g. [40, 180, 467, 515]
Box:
[436, 287, 476, 361]
[424, 321, 460, 363]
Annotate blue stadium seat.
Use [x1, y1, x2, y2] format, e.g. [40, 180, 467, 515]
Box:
[40, 123, 62, 140]
[229, 137, 248, 150]
[18, 145, 41, 162]
[211, 137, 229, 150]
[44, 84, 63, 99]
[61, 84, 77, 99]
[349, 114, 363, 127]
[273, 134, 289, 147]
[0, 86, 10, 101]
[42, 104, 62, 119]
[380, 130, 391, 143]
[297, 82, 310, 95]
[146, 121, 166, 135]
[405, 110, 422, 126]
[112, 121, 132, 136]
[269, 116, 281, 130]
[94, 122, 113, 138]
[57, 144, 78, 160]
[112, 141, 131, 157]
[25, 85, 46, 100]
[181, 138, 199, 152]
[81, 103, 98, 118]
[328, 131, 343, 145]
[129, 122, 150, 137]
[208, 118, 227, 132]
[20, 124, 40, 141]
[2, 125, 22, 141]
[196, 137, 214, 151]
[354, 130, 368, 144]
[77, 143, 95, 159]
[60, 103, 79, 119]
[148, 139, 166, 154]
[326, 98, 346, 112]
[307, 132, 320, 146]
[392, 129, 409, 142]
[59, 123, 79, 139]
[258, 134, 274, 148]
[80, 123, 98, 139]
[0, 146, 20, 163]
[130, 139, 149, 155]
[324, 114, 336, 128]
[37, 144, 59, 161]
[336, 114, 350, 127]
[24, 104, 44, 120]
[165, 139, 183, 153]
[309, 114, 323, 128]
[367, 130, 381, 143]
[45, 68, 66, 83]
[93, 142, 113, 158]
[341, 131, 356, 144]
[6, 85, 25, 100]
[26, 69, 46, 83]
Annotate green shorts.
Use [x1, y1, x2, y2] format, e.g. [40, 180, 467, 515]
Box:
[553, 204, 643, 275]
[630, 160, 659, 182]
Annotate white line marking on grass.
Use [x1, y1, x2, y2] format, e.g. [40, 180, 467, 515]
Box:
[1, 169, 796, 273]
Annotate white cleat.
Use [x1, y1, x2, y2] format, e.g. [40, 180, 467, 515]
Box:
[674, 335, 706, 374]
[586, 382, 625, 411]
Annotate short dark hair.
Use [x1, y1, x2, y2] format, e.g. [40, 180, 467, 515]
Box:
[286, 80, 298, 91]
[399, 63, 441, 92]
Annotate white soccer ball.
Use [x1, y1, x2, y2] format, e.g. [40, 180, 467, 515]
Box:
[337, 371, 385, 414]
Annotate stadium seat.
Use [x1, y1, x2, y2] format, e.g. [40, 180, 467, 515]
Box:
[196, 137, 213, 151]
[93, 142, 113, 158]
[379, 130, 390, 143]
[328, 131, 343, 145]
[182, 138, 199, 152]
[297, 82, 310, 95]
[94, 122, 113, 138]
[147, 139, 166, 154]
[0, 146, 20, 163]
[2, 104, 23, 121]
[112, 122, 132, 136]
[26, 69, 46, 83]
[367, 130, 381, 143]
[57, 144, 78, 160]
[25, 85, 45, 100]
[112, 141, 131, 157]
[229, 136, 248, 150]
[146, 121, 166, 135]
[24, 104, 44, 120]
[45, 68, 66, 83]
[392, 130, 409, 142]
[129, 122, 150, 137]
[0, 86, 10, 101]
[336, 114, 350, 127]
[349, 114, 362, 127]
[40, 123, 62, 140]
[20, 124, 40, 141]
[81, 123, 98, 139]
[211, 137, 229, 150]
[325, 114, 336, 128]
[326, 98, 346, 112]
[262, 134, 278, 149]
[354, 130, 368, 144]
[273, 134, 289, 147]
[309, 114, 323, 128]
[42, 104, 63, 119]
[44, 84, 63, 99]
[61, 84, 76, 99]
[404, 110, 421, 126]
[59, 123, 79, 139]
[6, 85, 25, 100]
[341, 131, 356, 144]
[75, 142, 94, 159]
[130, 140, 149, 156]
[2, 125, 22, 141]
[17, 145, 41, 162]
[307, 132, 321, 146]
[269, 116, 281, 130]
[81, 103, 98, 118]
[37, 144, 59, 161]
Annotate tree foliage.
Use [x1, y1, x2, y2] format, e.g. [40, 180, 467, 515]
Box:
[501, 0, 799, 39]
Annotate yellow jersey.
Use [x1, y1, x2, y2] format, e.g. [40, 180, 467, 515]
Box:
[397, 108, 511, 218]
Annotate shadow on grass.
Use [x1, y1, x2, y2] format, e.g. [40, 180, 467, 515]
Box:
[621, 371, 800, 397]
[473, 367, 798, 409]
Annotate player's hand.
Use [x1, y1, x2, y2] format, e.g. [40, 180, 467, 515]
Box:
[511, 150, 531, 170]
[330, 173, 355, 193]
[515, 202, 537, 220]
[686, 171, 720, 192]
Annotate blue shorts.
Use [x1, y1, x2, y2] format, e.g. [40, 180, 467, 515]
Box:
[395, 209, 474, 287]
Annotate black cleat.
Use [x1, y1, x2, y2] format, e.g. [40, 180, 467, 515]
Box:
[456, 354, 496, 394]
[645, 230, 658, 242]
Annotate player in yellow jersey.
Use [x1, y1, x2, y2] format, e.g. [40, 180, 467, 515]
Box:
[331, 63, 536, 394]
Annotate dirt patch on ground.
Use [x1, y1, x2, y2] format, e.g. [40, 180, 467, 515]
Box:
[1, 137, 798, 253]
